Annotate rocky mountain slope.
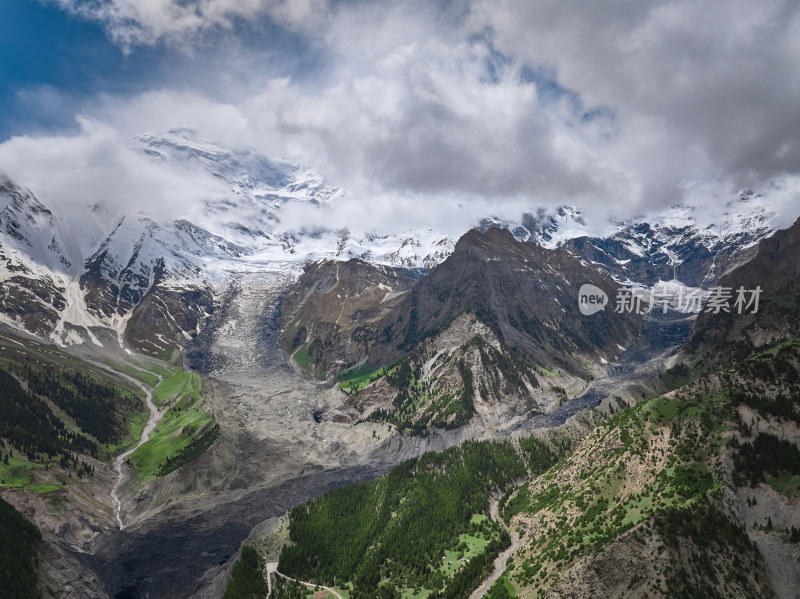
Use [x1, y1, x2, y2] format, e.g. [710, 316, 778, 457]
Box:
[0, 129, 456, 357]
[685, 216, 800, 368]
[487, 219, 800, 598]
[257, 206, 800, 599]
[0, 176, 72, 336]
[278, 258, 424, 377]
[505, 193, 774, 287]
[0, 128, 783, 367]
[281, 227, 642, 434]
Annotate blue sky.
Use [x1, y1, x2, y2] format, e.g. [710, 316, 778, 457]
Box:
[0, 0, 324, 139]
[1, 0, 799, 231]
[0, 0, 132, 137]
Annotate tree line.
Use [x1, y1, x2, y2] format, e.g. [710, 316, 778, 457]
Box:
[222, 545, 269, 599]
[156, 424, 220, 476]
[0, 496, 41, 598]
[0, 367, 97, 467]
[278, 438, 563, 598]
[20, 364, 139, 445]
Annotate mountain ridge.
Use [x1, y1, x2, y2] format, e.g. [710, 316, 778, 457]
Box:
[0, 130, 788, 361]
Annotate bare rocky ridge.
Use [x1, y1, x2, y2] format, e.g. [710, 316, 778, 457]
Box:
[362, 227, 643, 373]
[279, 258, 423, 377]
[0, 177, 69, 335]
[281, 228, 643, 434]
[685, 216, 800, 367]
[335, 312, 592, 434]
[514, 193, 774, 288]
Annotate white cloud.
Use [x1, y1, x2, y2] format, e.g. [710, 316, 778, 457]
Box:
[0, 116, 229, 221]
[6, 0, 800, 235]
[468, 0, 800, 210]
[237, 2, 643, 212]
[49, 0, 330, 48]
[93, 90, 248, 144]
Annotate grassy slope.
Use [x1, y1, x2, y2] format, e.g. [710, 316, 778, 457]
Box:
[338, 361, 396, 392]
[276, 437, 571, 599]
[103, 360, 180, 455]
[0, 332, 149, 493]
[278, 338, 800, 599]
[0, 451, 62, 494]
[496, 385, 778, 598]
[0, 330, 212, 492]
[128, 370, 214, 481]
[0, 336, 156, 456]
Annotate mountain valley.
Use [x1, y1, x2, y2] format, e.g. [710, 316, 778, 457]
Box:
[0, 133, 798, 599]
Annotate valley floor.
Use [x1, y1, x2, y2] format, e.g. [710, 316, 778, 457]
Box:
[5, 275, 698, 598]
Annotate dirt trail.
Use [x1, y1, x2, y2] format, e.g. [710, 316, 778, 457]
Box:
[265, 561, 343, 599]
[468, 497, 521, 599]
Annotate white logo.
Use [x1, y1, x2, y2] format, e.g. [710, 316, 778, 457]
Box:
[579, 284, 608, 316]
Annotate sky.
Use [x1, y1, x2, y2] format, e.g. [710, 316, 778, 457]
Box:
[1, 0, 799, 234]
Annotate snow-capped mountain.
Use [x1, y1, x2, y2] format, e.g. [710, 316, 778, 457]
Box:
[0, 129, 785, 357]
[128, 129, 454, 269]
[494, 192, 775, 287]
[0, 176, 75, 336]
[0, 130, 454, 353]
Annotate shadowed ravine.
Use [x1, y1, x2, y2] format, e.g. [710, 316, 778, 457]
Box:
[509, 309, 694, 433]
[89, 274, 695, 598]
[91, 464, 383, 599]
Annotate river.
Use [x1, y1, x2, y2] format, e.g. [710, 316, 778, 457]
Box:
[110, 375, 163, 530]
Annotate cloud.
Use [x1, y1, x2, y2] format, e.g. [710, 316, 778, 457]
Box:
[468, 0, 800, 209]
[5, 0, 800, 236]
[237, 2, 642, 212]
[93, 90, 249, 143]
[0, 116, 229, 221]
[48, 0, 330, 49]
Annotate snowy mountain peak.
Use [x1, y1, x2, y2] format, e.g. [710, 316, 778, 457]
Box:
[0, 177, 75, 275]
[133, 128, 341, 209]
[0, 131, 789, 354]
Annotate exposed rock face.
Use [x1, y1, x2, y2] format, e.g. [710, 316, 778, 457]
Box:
[125, 285, 216, 358]
[368, 227, 641, 373]
[280, 228, 642, 432]
[0, 146, 780, 363]
[685, 216, 800, 366]
[516, 193, 775, 288]
[561, 228, 761, 288]
[279, 258, 423, 377]
[333, 312, 588, 434]
[0, 274, 65, 335]
[0, 177, 69, 335]
[284, 228, 641, 377]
